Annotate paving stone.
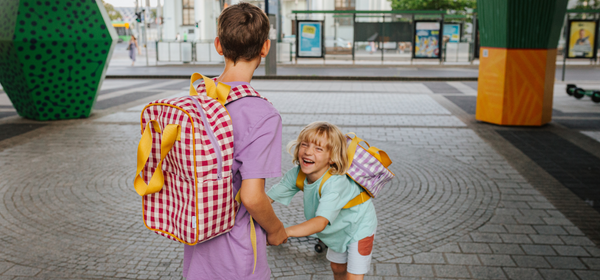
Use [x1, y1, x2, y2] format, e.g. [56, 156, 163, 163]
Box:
[532, 226, 568, 235]
[478, 255, 516, 267]
[545, 256, 587, 269]
[528, 235, 565, 245]
[487, 215, 518, 225]
[467, 266, 506, 279]
[433, 265, 470, 278]
[581, 258, 600, 270]
[470, 233, 503, 243]
[511, 256, 551, 268]
[2, 265, 41, 277]
[398, 264, 434, 277]
[527, 202, 556, 210]
[499, 234, 533, 244]
[584, 246, 600, 257]
[575, 270, 600, 280]
[542, 217, 573, 226]
[552, 245, 591, 257]
[459, 243, 492, 254]
[0, 263, 13, 275]
[514, 216, 545, 225]
[562, 226, 584, 236]
[431, 244, 461, 253]
[520, 245, 557, 256]
[375, 264, 398, 276]
[489, 244, 525, 255]
[477, 225, 508, 233]
[502, 267, 543, 280]
[538, 269, 579, 280]
[444, 254, 481, 265]
[504, 225, 536, 234]
[412, 253, 445, 264]
[559, 236, 596, 246]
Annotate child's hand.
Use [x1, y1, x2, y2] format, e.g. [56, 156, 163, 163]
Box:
[267, 226, 288, 246]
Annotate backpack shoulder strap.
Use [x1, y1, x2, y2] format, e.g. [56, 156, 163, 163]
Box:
[295, 169, 332, 194]
[318, 171, 333, 197]
[297, 170, 367, 209]
[296, 169, 306, 191]
[319, 172, 371, 209]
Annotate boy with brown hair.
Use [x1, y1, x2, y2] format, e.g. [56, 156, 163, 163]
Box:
[182, 3, 287, 279]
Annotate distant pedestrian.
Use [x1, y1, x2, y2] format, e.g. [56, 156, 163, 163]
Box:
[268, 122, 378, 280]
[128, 35, 141, 66]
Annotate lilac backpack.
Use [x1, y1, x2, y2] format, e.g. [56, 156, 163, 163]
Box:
[295, 133, 395, 209]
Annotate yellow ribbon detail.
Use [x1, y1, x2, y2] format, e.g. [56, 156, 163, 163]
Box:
[189, 73, 231, 106]
[134, 121, 180, 196]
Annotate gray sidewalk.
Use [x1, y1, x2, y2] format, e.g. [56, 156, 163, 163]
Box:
[106, 42, 599, 81]
[0, 79, 599, 279]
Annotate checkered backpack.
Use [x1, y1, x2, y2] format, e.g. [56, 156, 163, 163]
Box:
[134, 73, 266, 260]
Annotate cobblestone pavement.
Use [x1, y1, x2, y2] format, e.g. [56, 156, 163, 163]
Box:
[0, 79, 599, 280]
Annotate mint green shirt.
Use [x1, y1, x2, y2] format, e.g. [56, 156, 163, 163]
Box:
[267, 166, 377, 253]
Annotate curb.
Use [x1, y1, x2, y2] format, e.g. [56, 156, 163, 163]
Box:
[105, 75, 479, 81]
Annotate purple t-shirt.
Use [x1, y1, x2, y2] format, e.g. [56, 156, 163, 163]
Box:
[183, 82, 282, 279]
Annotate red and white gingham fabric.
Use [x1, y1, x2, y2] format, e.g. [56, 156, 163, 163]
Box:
[139, 79, 265, 245]
[345, 136, 395, 198]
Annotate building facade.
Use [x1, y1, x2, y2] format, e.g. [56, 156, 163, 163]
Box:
[160, 0, 391, 42]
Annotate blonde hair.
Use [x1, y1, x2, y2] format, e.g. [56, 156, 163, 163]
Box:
[287, 122, 348, 175]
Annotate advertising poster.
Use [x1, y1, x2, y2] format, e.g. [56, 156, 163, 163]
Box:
[414, 21, 441, 59]
[297, 21, 323, 58]
[443, 24, 461, 43]
[567, 20, 598, 59]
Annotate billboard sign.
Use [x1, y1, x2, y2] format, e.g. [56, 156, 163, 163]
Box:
[296, 21, 324, 58]
[443, 23, 461, 43]
[567, 20, 598, 59]
[414, 21, 441, 59]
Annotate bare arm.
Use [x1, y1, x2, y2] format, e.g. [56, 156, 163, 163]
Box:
[285, 216, 328, 238]
[240, 178, 287, 245]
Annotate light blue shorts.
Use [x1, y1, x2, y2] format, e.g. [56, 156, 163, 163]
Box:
[326, 232, 376, 275]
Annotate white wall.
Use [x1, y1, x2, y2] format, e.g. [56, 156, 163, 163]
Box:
[163, 0, 177, 40]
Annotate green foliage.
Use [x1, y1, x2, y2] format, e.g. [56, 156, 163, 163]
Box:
[390, 0, 476, 11]
[574, 0, 600, 9]
[102, 0, 122, 21]
[572, 0, 599, 19]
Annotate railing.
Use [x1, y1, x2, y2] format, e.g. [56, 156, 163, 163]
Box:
[156, 41, 293, 63]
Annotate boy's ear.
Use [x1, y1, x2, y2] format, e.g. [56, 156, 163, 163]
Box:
[214, 37, 224, 55]
[260, 39, 271, 58]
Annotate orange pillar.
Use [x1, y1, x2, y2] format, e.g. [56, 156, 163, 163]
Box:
[475, 0, 568, 126]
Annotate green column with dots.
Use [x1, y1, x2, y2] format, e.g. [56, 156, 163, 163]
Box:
[0, 0, 117, 121]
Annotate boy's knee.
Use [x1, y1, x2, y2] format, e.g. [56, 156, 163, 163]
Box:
[330, 262, 347, 273]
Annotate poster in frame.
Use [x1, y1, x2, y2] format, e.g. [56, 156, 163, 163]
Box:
[413, 21, 442, 59]
[566, 19, 598, 59]
[443, 23, 462, 44]
[296, 20, 324, 58]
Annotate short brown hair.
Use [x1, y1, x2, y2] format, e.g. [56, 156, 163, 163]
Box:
[218, 3, 270, 64]
[287, 122, 349, 176]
